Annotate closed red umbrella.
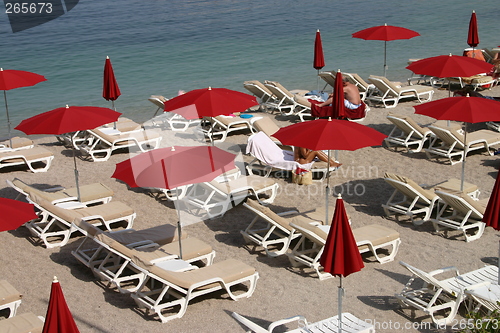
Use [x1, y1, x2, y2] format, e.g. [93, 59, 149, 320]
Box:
[482, 167, 500, 284]
[352, 24, 420, 77]
[332, 70, 346, 119]
[163, 87, 257, 120]
[319, 194, 364, 333]
[102, 56, 121, 110]
[0, 198, 37, 232]
[313, 29, 325, 71]
[42, 277, 80, 333]
[406, 54, 493, 78]
[0, 68, 47, 146]
[112, 145, 236, 258]
[467, 10, 480, 48]
[15, 105, 121, 200]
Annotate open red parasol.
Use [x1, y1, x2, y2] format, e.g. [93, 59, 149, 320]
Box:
[0, 198, 37, 232]
[406, 54, 493, 78]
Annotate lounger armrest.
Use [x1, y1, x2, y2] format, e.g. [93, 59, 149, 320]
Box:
[268, 315, 308, 332]
[277, 210, 299, 217]
[43, 186, 65, 192]
[149, 254, 179, 264]
[231, 312, 269, 333]
[428, 266, 460, 277]
[127, 240, 158, 249]
[464, 281, 492, 292]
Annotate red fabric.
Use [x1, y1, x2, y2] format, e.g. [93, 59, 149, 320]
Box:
[273, 118, 386, 151]
[163, 87, 257, 119]
[15, 106, 121, 135]
[344, 102, 366, 120]
[467, 11, 480, 48]
[42, 281, 80, 333]
[310, 101, 332, 118]
[0, 198, 37, 232]
[332, 71, 346, 119]
[463, 49, 485, 62]
[112, 146, 236, 189]
[352, 24, 419, 41]
[406, 54, 493, 78]
[102, 57, 121, 101]
[319, 197, 364, 277]
[483, 168, 500, 231]
[414, 96, 500, 124]
[313, 30, 325, 70]
[0, 69, 46, 91]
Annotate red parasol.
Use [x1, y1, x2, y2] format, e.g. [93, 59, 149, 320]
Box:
[0, 68, 47, 146]
[406, 54, 493, 78]
[332, 70, 346, 119]
[319, 194, 364, 333]
[102, 56, 121, 109]
[467, 10, 480, 48]
[0, 197, 37, 232]
[483, 168, 500, 231]
[42, 276, 80, 333]
[352, 24, 420, 76]
[163, 87, 257, 120]
[15, 105, 121, 200]
[313, 29, 325, 71]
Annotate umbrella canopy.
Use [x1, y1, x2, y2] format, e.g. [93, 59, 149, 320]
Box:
[406, 54, 493, 78]
[42, 276, 80, 333]
[352, 24, 420, 77]
[313, 29, 325, 71]
[0, 68, 47, 146]
[15, 105, 121, 135]
[332, 70, 346, 119]
[273, 118, 387, 151]
[163, 87, 257, 120]
[112, 146, 236, 189]
[483, 168, 500, 231]
[102, 56, 121, 104]
[0, 197, 37, 232]
[467, 10, 480, 48]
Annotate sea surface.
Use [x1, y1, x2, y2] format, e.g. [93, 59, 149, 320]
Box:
[0, 0, 499, 137]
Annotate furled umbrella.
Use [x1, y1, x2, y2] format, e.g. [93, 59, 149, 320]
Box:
[481, 167, 500, 283]
[42, 276, 80, 333]
[319, 194, 364, 333]
[112, 145, 236, 258]
[102, 56, 121, 110]
[331, 69, 346, 120]
[15, 105, 121, 200]
[0, 68, 46, 147]
[414, 95, 500, 190]
[313, 29, 325, 90]
[352, 24, 420, 77]
[0, 197, 37, 232]
[467, 10, 480, 54]
[273, 118, 387, 223]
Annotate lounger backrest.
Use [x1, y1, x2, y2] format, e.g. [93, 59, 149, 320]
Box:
[264, 81, 293, 99]
[29, 193, 81, 222]
[400, 261, 456, 295]
[0, 147, 53, 159]
[244, 199, 293, 231]
[387, 113, 428, 138]
[343, 72, 370, 92]
[293, 94, 311, 107]
[384, 172, 436, 202]
[435, 190, 485, 219]
[428, 126, 464, 148]
[10, 178, 67, 203]
[318, 71, 336, 87]
[243, 80, 273, 99]
[73, 218, 103, 237]
[95, 232, 136, 259]
[369, 76, 399, 97]
[252, 117, 280, 136]
[290, 217, 327, 246]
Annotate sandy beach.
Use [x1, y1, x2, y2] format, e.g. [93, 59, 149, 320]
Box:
[1, 85, 500, 333]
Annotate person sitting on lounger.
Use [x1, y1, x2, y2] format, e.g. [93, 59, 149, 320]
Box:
[294, 147, 341, 168]
[316, 77, 366, 119]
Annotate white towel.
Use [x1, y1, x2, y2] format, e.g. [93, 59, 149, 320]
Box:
[246, 132, 313, 170]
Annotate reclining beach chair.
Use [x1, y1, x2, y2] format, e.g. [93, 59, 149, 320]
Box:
[431, 190, 488, 242]
[180, 175, 279, 219]
[7, 178, 114, 206]
[384, 113, 436, 153]
[0, 146, 54, 173]
[246, 132, 330, 181]
[0, 312, 45, 333]
[366, 75, 434, 108]
[25, 193, 136, 248]
[205, 114, 261, 142]
[264, 81, 310, 118]
[79, 127, 162, 162]
[243, 80, 278, 111]
[425, 125, 500, 165]
[240, 198, 305, 257]
[148, 95, 202, 131]
[232, 311, 375, 333]
[382, 172, 478, 225]
[0, 136, 34, 151]
[287, 217, 400, 280]
[0, 280, 22, 318]
[319, 71, 374, 102]
[131, 258, 259, 323]
[396, 261, 498, 325]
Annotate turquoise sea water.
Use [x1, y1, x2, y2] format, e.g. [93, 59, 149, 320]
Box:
[0, 0, 499, 137]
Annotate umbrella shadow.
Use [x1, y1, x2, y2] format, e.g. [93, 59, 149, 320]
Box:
[336, 178, 390, 217]
[481, 256, 498, 266]
[224, 309, 282, 332]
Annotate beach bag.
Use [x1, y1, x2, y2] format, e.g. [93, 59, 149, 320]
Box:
[292, 168, 313, 185]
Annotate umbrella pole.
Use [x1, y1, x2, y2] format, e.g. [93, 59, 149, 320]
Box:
[461, 124, 467, 191]
[175, 189, 183, 259]
[325, 150, 331, 225]
[72, 148, 81, 201]
[383, 41, 387, 77]
[3, 91, 12, 147]
[317, 69, 321, 91]
[112, 100, 117, 130]
[338, 275, 344, 333]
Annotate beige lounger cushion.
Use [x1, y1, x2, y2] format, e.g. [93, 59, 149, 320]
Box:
[92, 128, 160, 145]
[0, 147, 53, 162]
[293, 94, 311, 107]
[353, 225, 400, 251]
[0, 312, 44, 333]
[384, 172, 435, 201]
[252, 117, 280, 136]
[0, 137, 33, 149]
[0, 280, 22, 305]
[450, 128, 500, 146]
[211, 175, 275, 193]
[107, 224, 182, 245]
[442, 190, 489, 214]
[244, 198, 294, 231]
[291, 217, 328, 242]
[132, 237, 212, 265]
[148, 258, 256, 289]
[387, 113, 429, 137]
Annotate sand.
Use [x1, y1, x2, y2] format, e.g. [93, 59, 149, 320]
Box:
[1, 85, 500, 333]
